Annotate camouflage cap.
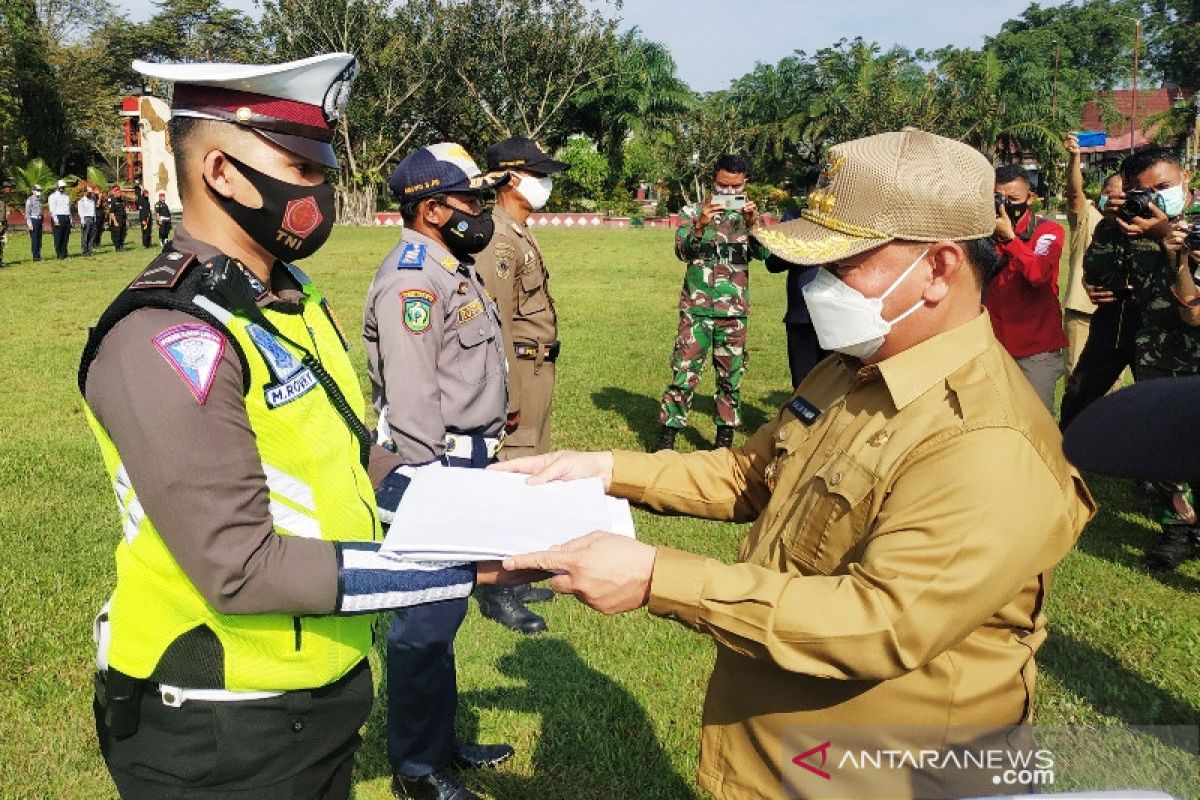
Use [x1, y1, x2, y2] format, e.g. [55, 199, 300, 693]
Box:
[755, 128, 995, 265]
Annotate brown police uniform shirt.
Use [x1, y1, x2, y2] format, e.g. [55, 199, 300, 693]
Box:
[474, 205, 558, 417]
[85, 226, 402, 616]
[363, 229, 507, 464]
[607, 311, 1095, 800]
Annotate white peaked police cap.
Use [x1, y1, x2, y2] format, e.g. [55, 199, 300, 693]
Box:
[132, 53, 358, 169]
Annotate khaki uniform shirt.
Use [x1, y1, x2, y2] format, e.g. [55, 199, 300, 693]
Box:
[608, 312, 1094, 799]
[363, 229, 507, 463]
[474, 205, 558, 417]
[1064, 204, 1102, 314]
[85, 225, 402, 615]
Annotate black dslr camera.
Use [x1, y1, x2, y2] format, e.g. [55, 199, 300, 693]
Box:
[994, 193, 1005, 216]
[1118, 188, 1158, 221]
[1185, 224, 1200, 251]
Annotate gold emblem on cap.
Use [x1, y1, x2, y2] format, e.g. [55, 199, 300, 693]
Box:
[236, 106, 252, 122]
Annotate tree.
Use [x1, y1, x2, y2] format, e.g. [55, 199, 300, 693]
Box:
[5, 0, 72, 171]
[549, 136, 609, 211]
[260, 0, 441, 223]
[570, 29, 692, 186]
[428, 0, 620, 146]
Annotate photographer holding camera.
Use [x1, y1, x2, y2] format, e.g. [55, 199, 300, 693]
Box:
[1083, 146, 1200, 571]
[986, 164, 1068, 411]
[652, 154, 768, 452]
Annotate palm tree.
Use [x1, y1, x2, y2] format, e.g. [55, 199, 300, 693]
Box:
[572, 29, 693, 185]
[7, 158, 60, 197]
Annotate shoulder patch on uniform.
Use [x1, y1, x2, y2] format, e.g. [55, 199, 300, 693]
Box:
[129, 250, 196, 291]
[400, 289, 436, 334]
[494, 241, 516, 279]
[246, 323, 302, 381]
[152, 324, 225, 405]
[1033, 233, 1057, 256]
[398, 242, 427, 269]
[456, 298, 485, 325]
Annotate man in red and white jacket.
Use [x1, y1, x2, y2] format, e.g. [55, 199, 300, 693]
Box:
[985, 164, 1068, 412]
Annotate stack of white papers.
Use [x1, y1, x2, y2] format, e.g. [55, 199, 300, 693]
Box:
[380, 467, 635, 561]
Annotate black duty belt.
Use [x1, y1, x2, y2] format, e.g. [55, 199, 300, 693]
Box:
[514, 341, 560, 362]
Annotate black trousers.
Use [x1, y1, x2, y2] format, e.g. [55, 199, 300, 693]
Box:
[29, 218, 42, 260]
[81, 218, 96, 254]
[110, 220, 128, 250]
[141, 218, 152, 248]
[95, 660, 372, 800]
[1058, 299, 1139, 430]
[386, 446, 493, 777]
[52, 215, 70, 258]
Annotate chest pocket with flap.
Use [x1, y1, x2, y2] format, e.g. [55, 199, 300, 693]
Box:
[781, 449, 878, 574]
[453, 309, 500, 385]
[517, 265, 547, 317]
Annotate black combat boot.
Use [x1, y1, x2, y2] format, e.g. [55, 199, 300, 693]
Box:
[1145, 524, 1195, 571]
[713, 425, 735, 449]
[515, 583, 555, 604]
[651, 425, 678, 452]
[476, 586, 547, 634]
[392, 770, 480, 800]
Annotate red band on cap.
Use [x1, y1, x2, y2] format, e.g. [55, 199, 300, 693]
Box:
[173, 85, 328, 130]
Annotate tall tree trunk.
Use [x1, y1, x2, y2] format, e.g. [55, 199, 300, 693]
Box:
[335, 183, 378, 226]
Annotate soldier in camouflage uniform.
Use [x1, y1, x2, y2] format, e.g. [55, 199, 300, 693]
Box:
[1083, 146, 1200, 571]
[654, 154, 770, 452]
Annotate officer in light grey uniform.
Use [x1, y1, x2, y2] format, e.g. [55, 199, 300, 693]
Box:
[364, 227, 507, 464]
[363, 142, 516, 800]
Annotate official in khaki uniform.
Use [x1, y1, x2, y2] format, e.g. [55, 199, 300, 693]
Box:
[499, 130, 1095, 799]
[80, 54, 515, 800]
[472, 137, 569, 632]
[476, 137, 568, 458]
[365, 143, 516, 800]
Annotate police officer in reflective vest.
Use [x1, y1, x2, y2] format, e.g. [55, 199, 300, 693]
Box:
[364, 143, 517, 800]
[79, 54, 518, 799]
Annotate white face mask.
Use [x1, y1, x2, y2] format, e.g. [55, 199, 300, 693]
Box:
[1156, 182, 1187, 218]
[802, 248, 929, 360]
[514, 174, 553, 211]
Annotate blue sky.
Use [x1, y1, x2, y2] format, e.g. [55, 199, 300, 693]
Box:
[116, 0, 1072, 92]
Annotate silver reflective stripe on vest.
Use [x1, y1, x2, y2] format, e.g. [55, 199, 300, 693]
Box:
[113, 465, 145, 545]
[262, 463, 322, 539]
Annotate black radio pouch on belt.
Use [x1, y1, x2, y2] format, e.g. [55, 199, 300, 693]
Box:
[100, 668, 145, 740]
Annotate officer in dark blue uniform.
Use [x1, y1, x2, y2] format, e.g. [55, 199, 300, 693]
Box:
[364, 143, 515, 800]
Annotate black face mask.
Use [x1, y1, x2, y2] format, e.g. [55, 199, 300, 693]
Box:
[436, 203, 495, 259]
[1005, 201, 1029, 223]
[207, 152, 335, 262]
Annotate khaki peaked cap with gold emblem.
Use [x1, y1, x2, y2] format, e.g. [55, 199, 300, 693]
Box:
[132, 53, 358, 169]
[756, 128, 996, 265]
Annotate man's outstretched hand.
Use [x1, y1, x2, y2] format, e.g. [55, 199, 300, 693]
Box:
[503, 532, 657, 615]
[488, 450, 615, 490]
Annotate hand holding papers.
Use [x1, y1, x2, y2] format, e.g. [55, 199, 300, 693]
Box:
[380, 466, 634, 561]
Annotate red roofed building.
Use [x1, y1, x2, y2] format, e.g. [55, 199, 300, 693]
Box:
[1079, 87, 1189, 154]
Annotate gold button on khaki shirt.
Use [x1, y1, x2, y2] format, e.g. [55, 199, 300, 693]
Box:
[608, 311, 1094, 800]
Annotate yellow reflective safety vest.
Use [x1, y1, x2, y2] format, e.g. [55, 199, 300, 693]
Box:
[80, 258, 379, 691]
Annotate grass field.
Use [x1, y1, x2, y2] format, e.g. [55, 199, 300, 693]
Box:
[0, 226, 1197, 799]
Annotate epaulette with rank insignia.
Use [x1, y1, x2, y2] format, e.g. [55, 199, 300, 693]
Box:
[128, 249, 197, 291]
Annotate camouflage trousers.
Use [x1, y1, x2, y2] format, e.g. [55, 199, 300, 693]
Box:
[659, 309, 747, 429]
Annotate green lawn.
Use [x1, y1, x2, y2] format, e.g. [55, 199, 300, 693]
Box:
[0, 227, 1196, 799]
